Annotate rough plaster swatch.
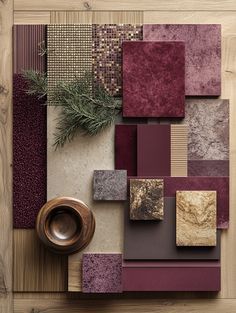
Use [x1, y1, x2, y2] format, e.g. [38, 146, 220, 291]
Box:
[176, 191, 217, 247]
[93, 170, 127, 201]
[123, 41, 185, 117]
[130, 179, 164, 220]
[144, 24, 221, 95]
[82, 254, 122, 293]
[92, 24, 142, 96]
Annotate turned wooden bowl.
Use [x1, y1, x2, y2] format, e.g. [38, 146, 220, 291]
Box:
[36, 197, 95, 254]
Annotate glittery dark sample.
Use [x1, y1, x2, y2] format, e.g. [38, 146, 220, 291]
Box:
[13, 74, 47, 228]
[130, 179, 164, 220]
[92, 24, 142, 96]
[82, 253, 122, 293]
[93, 170, 127, 201]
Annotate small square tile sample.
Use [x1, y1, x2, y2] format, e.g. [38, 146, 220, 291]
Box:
[130, 179, 164, 220]
[115, 124, 137, 176]
[93, 170, 127, 200]
[92, 24, 142, 96]
[123, 41, 185, 117]
[124, 196, 220, 260]
[137, 124, 171, 176]
[82, 253, 122, 293]
[176, 191, 217, 247]
[144, 24, 221, 96]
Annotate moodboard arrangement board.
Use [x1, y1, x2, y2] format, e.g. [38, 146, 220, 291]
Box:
[13, 23, 229, 293]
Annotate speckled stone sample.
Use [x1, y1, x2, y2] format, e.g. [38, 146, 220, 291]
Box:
[144, 24, 221, 96]
[92, 24, 142, 96]
[82, 253, 122, 293]
[184, 99, 229, 161]
[13, 75, 47, 228]
[123, 41, 185, 117]
[176, 191, 217, 247]
[115, 124, 137, 176]
[93, 170, 127, 200]
[130, 179, 164, 220]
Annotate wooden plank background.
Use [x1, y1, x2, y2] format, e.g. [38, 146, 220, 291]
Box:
[0, 0, 235, 312]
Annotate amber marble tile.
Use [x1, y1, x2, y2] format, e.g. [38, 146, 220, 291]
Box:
[130, 179, 164, 220]
[176, 191, 217, 247]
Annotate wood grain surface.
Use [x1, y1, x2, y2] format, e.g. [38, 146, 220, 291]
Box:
[0, 1, 234, 313]
[0, 0, 13, 312]
[13, 230, 67, 292]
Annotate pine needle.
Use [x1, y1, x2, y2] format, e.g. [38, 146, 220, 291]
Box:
[22, 69, 47, 100]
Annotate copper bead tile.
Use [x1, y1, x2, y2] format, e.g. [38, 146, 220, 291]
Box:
[36, 197, 95, 254]
[176, 191, 217, 247]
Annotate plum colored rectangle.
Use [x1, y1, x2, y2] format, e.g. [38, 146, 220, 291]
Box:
[13, 75, 47, 228]
[137, 124, 171, 176]
[123, 262, 220, 291]
[144, 24, 221, 96]
[124, 197, 221, 260]
[115, 125, 137, 176]
[13, 25, 46, 74]
[188, 160, 229, 177]
[123, 41, 185, 117]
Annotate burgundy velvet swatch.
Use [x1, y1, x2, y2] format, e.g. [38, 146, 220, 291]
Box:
[115, 124, 137, 176]
[123, 261, 220, 291]
[137, 124, 171, 176]
[124, 197, 221, 260]
[122, 41, 185, 117]
[188, 160, 229, 177]
[13, 74, 47, 228]
[128, 176, 229, 229]
[144, 24, 221, 96]
[13, 25, 46, 74]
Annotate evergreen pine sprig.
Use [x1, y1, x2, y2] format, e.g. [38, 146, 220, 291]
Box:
[53, 74, 122, 148]
[22, 69, 47, 100]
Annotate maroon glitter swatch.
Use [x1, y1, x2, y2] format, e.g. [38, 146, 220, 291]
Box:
[123, 261, 220, 291]
[144, 24, 221, 96]
[82, 253, 122, 293]
[13, 74, 47, 228]
[122, 41, 185, 117]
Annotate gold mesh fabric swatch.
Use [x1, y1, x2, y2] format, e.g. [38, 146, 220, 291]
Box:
[92, 24, 143, 96]
[47, 24, 92, 104]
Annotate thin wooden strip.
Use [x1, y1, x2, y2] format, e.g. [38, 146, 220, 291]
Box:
[68, 260, 82, 292]
[14, 0, 236, 11]
[92, 11, 143, 24]
[50, 11, 67, 23]
[13, 229, 67, 292]
[14, 11, 51, 24]
[0, 0, 13, 311]
[171, 125, 187, 177]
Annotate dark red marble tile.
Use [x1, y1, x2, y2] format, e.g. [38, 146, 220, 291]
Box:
[13, 74, 47, 228]
[122, 41, 185, 117]
[123, 261, 220, 291]
[144, 24, 221, 96]
[137, 125, 171, 176]
[124, 197, 221, 260]
[115, 124, 137, 176]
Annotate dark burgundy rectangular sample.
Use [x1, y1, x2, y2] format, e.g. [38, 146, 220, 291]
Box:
[13, 25, 46, 74]
[13, 74, 47, 228]
[122, 41, 185, 117]
[124, 197, 220, 260]
[115, 125, 137, 176]
[188, 160, 229, 177]
[123, 261, 220, 291]
[137, 124, 171, 176]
